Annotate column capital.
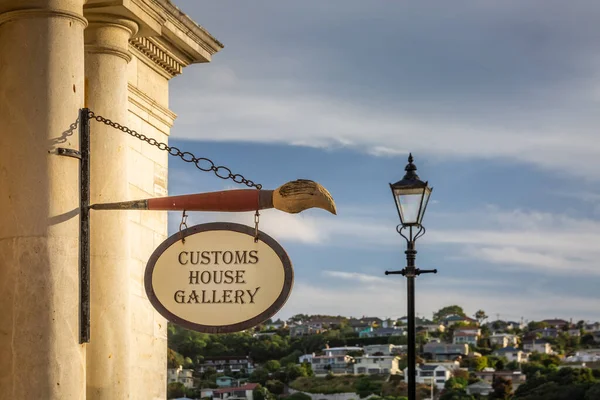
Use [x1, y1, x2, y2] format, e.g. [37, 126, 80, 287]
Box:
[0, 8, 87, 27]
[85, 14, 138, 63]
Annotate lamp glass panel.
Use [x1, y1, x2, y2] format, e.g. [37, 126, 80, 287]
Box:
[418, 188, 432, 223]
[394, 188, 424, 224]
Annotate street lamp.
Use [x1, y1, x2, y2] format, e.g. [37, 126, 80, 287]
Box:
[385, 154, 437, 400]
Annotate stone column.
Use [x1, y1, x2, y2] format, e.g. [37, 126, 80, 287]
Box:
[83, 13, 138, 399]
[0, 0, 86, 399]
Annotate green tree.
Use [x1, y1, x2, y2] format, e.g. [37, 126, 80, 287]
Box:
[285, 364, 307, 382]
[445, 377, 468, 390]
[265, 379, 285, 395]
[581, 334, 596, 346]
[249, 368, 270, 385]
[264, 360, 281, 373]
[489, 376, 512, 399]
[286, 392, 312, 400]
[439, 388, 475, 400]
[301, 361, 314, 377]
[167, 348, 186, 369]
[280, 350, 303, 367]
[527, 321, 548, 331]
[433, 305, 466, 322]
[462, 356, 488, 371]
[474, 310, 488, 325]
[585, 383, 600, 400]
[506, 360, 520, 371]
[253, 384, 274, 400]
[167, 382, 186, 399]
[354, 376, 382, 398]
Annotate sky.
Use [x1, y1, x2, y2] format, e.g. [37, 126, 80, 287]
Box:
[167, 1, 600, 324]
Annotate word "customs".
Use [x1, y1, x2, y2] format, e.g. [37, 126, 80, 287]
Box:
[178, 250, 258, 265]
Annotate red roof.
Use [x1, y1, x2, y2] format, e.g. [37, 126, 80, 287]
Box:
[213, 384, 258, 394]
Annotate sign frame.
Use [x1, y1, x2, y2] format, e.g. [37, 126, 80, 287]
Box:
[144, 222, 294, 334]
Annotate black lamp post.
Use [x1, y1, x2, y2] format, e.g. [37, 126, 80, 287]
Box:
[385, 154, 437, 400]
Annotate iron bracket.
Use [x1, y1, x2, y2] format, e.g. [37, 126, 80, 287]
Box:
[55, 109, 90, 344]
[79, 108, 91, 344]
[56, 148, 82, 160]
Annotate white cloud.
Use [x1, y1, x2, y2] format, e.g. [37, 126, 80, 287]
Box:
[170, 197, 600, 276]
[323, 270, 389, 284]
[170, 81, 600, 180]
[276, 279, 600, 322]
[174, 209, 326, 244]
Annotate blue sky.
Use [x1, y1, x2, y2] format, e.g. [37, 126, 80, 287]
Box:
[167, 1, 600, 323]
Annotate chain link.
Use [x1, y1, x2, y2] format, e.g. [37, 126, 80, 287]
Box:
[87, 110, 262, 190]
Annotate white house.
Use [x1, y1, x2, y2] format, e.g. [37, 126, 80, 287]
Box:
[490, 334, 519, 348]
[404, 364, 452, 389]
[523, 339, 553, 354]
[493, 346, 529, 363]
[565, 351, 600, 363]
[311, 354, 354, 375]
[167, 365, 194, 389]
[299, 353, 315, 364]
[354, 355, 401, 375]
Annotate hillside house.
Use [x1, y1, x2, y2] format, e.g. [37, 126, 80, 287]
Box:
[212, 383, 258, 400]
[423, 343, 469, 361]
[492, 347, 529, 363]
[467, 381, 493, 396]
[522, 339, 553, 354]
[299, 353, 315, 364]
[474, 371, 527, 391]
[198, 356, 254, 374]
[321, 346, 363, 356]
[530, 328, 560, 339]
[364, 344, 406, 356]
[405, 364, 452, 389]
[290, 324, 320, 338]
[453, 332, 478, 346]
[542, 319, 570, 329]
[443, 315, 478, 327]
[354, 355, 401, 375]
[360, 327, 405, 338]
[167, 366, 194, 389]
[311, 354, 354, 375]
[489, 333, 519, 348]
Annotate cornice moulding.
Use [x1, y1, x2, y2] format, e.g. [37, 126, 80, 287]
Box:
[128, 82, 177, 129]
[85, 0, 223, 76]
[130, 37, 183, 77]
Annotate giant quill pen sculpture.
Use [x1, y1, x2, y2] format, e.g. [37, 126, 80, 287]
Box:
[90, 179, 337, 215]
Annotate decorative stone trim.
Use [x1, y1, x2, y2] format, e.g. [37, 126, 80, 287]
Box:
[0, 8, 88, 27]
[130, 37, 183, 77]
[86, 44, 132, 63]
[128, 83, 177, 132]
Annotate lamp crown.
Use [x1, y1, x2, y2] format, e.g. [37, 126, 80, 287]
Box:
[403, 153, 419, 180]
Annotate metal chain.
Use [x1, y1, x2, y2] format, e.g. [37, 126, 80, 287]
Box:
[87, 110, 262, 190]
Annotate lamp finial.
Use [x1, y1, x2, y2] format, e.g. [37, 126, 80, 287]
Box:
[404, 153, 418, 180]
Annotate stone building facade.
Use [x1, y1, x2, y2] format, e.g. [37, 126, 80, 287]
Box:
[0, 1, 222, 399]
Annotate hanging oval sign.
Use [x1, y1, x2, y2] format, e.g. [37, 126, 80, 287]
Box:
[145, 222, 293, 333]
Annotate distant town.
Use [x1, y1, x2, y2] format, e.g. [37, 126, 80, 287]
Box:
[166, 305, 600, 400]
